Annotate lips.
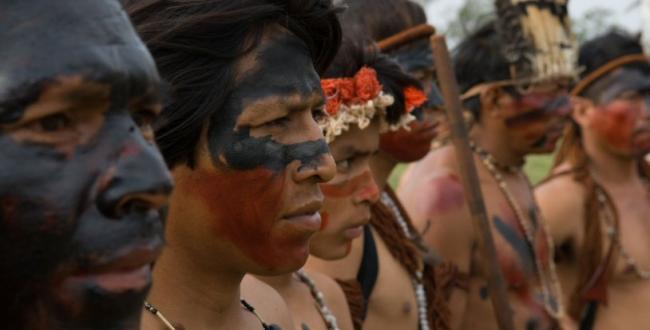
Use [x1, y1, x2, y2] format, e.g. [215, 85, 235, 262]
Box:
[60, 240, 163, 294]
[281, 200, 323, 232]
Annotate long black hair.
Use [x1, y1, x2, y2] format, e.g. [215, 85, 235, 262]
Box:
[127, 0, 342, 168]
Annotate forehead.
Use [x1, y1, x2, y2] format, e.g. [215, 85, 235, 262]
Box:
[0, 0, 159, 113]
[234, 29, 321, 102]
[329, 121, 380, 157]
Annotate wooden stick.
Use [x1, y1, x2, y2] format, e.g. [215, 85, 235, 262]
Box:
[377, 24, 436, 52]
[430, 34, 515, 330]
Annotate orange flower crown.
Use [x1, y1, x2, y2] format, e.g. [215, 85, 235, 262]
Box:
[320, 67, 428, 142]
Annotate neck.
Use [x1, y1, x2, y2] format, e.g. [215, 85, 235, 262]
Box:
[147, 244, 245, 328]
[255, 273, 295, 292]
[471, 124, 525, 168]
[583, 135, 639, 184]
[370, 151, 399, 190]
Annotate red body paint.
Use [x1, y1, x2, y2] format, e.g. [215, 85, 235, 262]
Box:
[183, 167, 313, 271]
[422, 174, 465, 216]
[320, 170, 380, 202]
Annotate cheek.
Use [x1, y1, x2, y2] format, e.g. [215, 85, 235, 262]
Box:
[591, 103, 639, 149]
[181, 167, 289, 268]
[321, 171, 379, 202]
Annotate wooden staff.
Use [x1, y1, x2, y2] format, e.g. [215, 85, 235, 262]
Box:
[430, 34, 515, 330]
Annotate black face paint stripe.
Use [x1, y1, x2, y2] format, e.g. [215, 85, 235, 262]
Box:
[215, 128, 329, 171]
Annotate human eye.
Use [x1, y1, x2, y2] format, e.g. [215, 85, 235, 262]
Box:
[312, 106, 326, 124]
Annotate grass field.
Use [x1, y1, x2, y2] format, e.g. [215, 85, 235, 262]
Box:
[388, 154, 554, 189]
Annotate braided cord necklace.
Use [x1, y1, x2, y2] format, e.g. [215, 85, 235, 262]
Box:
[294, 269, 340, 330]
[596, 180, 650, 280]
[144, 299, 274, 330]
[470, 142, 566, 321]
[380, 192, 431, 330]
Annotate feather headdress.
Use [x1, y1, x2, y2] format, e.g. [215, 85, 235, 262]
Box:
[494, 0, 578, 84]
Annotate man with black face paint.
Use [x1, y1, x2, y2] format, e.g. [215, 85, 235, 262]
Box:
[0, 1, 173, 329]
[537, 31, 650, 330]
[128, 1, 341, 329]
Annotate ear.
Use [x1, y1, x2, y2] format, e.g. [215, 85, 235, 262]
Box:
[479, 86, 503, 118]
[571, 96, 594, 126]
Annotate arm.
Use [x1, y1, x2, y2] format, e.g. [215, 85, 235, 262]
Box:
[399, 166, 474, 330]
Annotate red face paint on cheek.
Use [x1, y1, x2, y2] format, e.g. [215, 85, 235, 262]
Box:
[319, 211, 329, 231]
[592, 102, 641, 151]
[379, 120, 438, 162]
[320, 171, 378, 202]
[181, 167, 311, 271]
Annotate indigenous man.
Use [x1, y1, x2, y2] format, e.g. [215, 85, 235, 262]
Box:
[257, 35, 415, 330]
[0, 1, 173, 329]
[299, 34, 427, 330]
[399, 1, 578, 329]
[127, 0, 342, 329]
[537, 31, 650, 329]
[307, 2, 449, 329]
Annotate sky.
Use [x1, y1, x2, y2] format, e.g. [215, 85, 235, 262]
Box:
[424, 0, 642, 33]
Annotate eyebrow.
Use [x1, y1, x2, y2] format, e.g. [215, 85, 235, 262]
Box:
[337, 144, 378, 160]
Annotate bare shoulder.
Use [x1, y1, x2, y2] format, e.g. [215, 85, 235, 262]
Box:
[241, 275, 296, 330]
[304, 270, 354, 330]
[535, 165, 586, 243]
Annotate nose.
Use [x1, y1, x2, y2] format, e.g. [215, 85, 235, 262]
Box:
[352, 171, 380, 204]
[294, 152, 336, 183]
[97, 133, 173, 219]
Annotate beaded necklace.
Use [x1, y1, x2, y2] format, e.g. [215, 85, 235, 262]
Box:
[470, 142, 566, 320]
[380, 192, 431, 330]
[294, 269, 340, 330]
[144, 299, 274, 330]
[596, 181, 650, 280]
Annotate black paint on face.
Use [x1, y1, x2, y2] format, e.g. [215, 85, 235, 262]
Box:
[0, 1, 172, 329]
[207, 31, 329, 172]
[220, 129, 329, 171]
[585, 68, 650, 105]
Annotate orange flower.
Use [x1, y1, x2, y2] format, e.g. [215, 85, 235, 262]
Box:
[354, 67, 382, 102]
[338, 79, 356, 103]
[404, 86, 428, 113]
[325, 96, 341, 116]
[321, 79, 340, 98]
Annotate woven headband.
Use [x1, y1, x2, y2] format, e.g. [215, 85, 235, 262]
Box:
[571, 53, 649, 96]
[377, 24, 436, 52]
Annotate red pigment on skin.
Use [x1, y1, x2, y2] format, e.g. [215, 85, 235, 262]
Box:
[183, 167, 312, 271]
[321, 171, 379, 202]
[592, 101, 640, 150]
[422, 174, 465, 216]
[379, 120, 438, 162]
[320, 212, 329, 231]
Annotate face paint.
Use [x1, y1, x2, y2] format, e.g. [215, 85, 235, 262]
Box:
[586, 68, 650, 156]
[320, 171, 380, 202]
[379, 119, 438, 162]
[175, 29, 333, 274]
[310, 122, 379, 260]
[0, 1, 172, 329]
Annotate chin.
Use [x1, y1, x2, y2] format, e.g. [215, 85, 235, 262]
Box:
[310, 243, 349, 261]
[41, 285, 147, 330]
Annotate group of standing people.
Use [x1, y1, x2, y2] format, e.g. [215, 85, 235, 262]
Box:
[1, 0, 648, 330]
